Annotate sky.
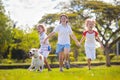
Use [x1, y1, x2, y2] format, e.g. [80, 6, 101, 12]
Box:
[2, 0, 114, 30]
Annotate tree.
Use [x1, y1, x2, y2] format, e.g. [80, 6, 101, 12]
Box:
[10, 28, 39, 61]
[0, 0, 12, 58]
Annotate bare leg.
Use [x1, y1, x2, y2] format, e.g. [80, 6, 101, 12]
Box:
[28, 64, 34, 71]
[59, 52, 64, 71]
[39, 65, 44, 72]
[64, 48, 70, 69]
[44, 57, 51, 71]
[88, 58, 91, 70]
[64, 48, 69, 62]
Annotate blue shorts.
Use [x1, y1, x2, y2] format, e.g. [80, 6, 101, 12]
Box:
[56, 44, 70, 55]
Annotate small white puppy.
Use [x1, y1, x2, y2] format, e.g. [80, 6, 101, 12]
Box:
[28, 48, 44, 72]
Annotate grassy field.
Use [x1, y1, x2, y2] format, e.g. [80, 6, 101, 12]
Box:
[0, 66, 120, 80]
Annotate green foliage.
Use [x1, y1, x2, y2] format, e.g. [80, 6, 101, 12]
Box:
[0, 0, 13, 58]
[9, 28, 40, 60]
[111, 55, 120, 61]
[109, 53, 115, 60]
[69, 52, 75, 62]
[97, 55, 105, 61]
[48, 54, 57, 64]
[0, 59, 15, 64]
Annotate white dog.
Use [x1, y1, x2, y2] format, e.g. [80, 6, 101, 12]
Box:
[28, 48, 44, 72]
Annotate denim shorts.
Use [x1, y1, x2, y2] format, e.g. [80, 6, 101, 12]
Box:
[56, 44, 70, 55]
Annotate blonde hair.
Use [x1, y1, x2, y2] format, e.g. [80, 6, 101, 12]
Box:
[85, 18, 96, 27]
[59, 14, 68, 23]
[37, 24, 46, 32]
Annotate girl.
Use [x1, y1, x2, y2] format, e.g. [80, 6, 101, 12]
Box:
[79, 19, 104, 70]
[37, 24, 51, 71]
[44, 14, 80, 72]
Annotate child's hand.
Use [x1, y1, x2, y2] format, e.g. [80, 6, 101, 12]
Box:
[75, 41, 80, 47]
[100, 44, 104, 50]
[43, 38, 47, 44]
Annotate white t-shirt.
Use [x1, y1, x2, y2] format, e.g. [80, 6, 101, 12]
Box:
[39, 32, 50, 56]
[39, 32, 49, 46]
[83, 30, 98, 48]
[53, 24, 73, 45]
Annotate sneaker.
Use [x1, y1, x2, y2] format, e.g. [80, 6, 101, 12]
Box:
[60, 68, 63, 72]
[65, 61, 70, 69]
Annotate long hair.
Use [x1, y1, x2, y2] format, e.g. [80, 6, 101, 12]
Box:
[59, 14, 68, 24]
[37, 24, 47, 33]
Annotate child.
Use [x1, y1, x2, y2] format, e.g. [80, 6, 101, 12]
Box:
[44, 14, 80, 72]
[37, 24, 52, 71]
[79, 19, 104, 70]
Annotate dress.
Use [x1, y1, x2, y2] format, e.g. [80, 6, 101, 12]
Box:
[83, 30, 98, 60]
[38, 32, 51, 58]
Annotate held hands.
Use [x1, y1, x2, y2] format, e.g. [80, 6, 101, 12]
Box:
[100, 44, 104, 50]
[75, 41, 80, 47]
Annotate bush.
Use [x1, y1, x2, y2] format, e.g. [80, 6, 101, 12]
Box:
[111, 55, 120, 61]
[97, 55, 105, 61]
[1, 59, 15, 64]
[109, 53, 115, 60]
[70, 57, 75, 62]
[24, 59, 32, 63]
[48, 54, 57, 64]
[78, 57, 86, 61]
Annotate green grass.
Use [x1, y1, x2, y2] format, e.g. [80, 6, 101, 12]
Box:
[0, 66, 120, 80]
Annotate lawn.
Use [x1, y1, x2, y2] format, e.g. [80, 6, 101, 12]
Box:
[0, 66, 120, 80]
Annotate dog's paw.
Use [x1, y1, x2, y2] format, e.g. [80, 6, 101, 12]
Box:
[28, 69, 33, 71]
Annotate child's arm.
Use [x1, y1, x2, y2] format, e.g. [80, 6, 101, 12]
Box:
[79, 36, 85, 45]
[43, 32, 55, 44]
[70, 34, 80, 46]
[96, 36, 104, 49]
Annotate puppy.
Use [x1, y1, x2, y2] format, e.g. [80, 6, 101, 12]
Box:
[28, 48, 44, 72]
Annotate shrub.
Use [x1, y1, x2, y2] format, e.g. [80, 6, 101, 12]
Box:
[70, 57, 75, 62]
[1, 59, 14, 64]
[78, 57, 86, 61]
[109, 53, 115, 60]
[97, 55, 105, 61]
[48, 54, 57, 64]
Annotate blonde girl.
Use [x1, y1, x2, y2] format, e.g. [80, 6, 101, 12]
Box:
[79, 19, 104, 70]
[37, 24, 51, 71]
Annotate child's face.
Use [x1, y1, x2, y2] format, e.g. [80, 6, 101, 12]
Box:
[60, 16, 68, 23]
[37, 26, 43, 34]
[86, 21, 95, 30]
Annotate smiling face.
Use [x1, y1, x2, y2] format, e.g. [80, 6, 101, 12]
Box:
[60, 14, 68, 24]
[85, 19, 95, 30]
[37, 25, 45, 34]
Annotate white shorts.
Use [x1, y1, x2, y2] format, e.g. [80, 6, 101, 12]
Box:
[38, 45, 50, 58]
[85, 46, 96, 60]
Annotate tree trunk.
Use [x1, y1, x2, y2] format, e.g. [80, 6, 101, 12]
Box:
[104, 47, 111, 67]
